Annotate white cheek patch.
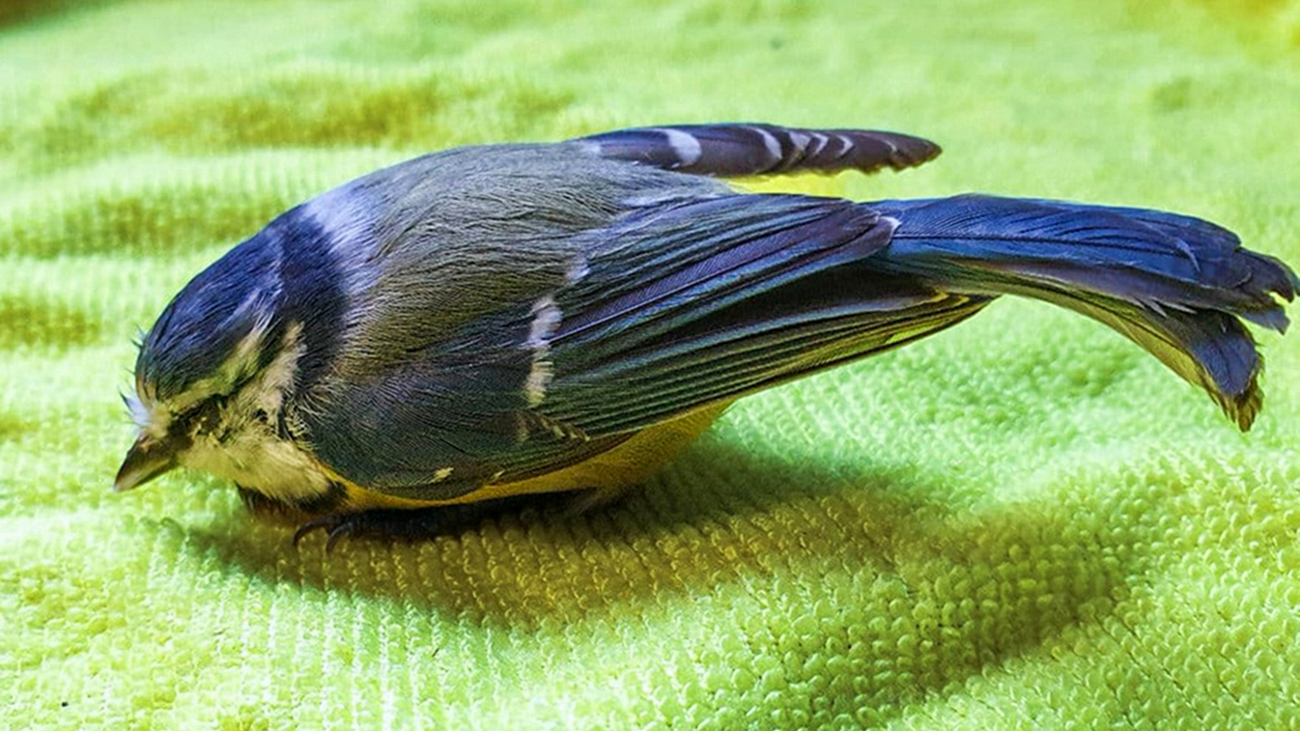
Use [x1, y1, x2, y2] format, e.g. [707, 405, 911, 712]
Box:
[182, 430, 334, 503]
[169, 322, 325, 503]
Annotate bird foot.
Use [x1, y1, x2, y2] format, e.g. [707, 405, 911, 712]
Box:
[293, 507, 455, 551]
[292, 492, 589, 550]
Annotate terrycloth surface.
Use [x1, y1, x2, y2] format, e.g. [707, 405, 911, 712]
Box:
[3, 0, 1299, 728]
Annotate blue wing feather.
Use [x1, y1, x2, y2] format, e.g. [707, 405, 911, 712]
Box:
[302, 164, 1297, 498]
[306, 192, 936, 494]
[573, 123, 941, 178]
[307, 189, 1297, 495]
[868, 194, 1296, 428]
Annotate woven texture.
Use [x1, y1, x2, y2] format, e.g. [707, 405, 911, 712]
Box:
[4, 1, 1300, 728]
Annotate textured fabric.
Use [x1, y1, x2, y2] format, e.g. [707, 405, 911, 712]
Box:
[4, 1, 1299, 728]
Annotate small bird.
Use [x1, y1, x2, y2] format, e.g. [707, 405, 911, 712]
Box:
[114, 123, 1297, 547]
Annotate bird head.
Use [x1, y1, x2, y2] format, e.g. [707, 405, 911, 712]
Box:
[115, 232, 287, 493]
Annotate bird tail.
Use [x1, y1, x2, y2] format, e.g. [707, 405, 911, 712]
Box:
[867, 194, 1298, 430]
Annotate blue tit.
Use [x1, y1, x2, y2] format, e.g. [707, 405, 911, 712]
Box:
[114, 123, 1298, 546]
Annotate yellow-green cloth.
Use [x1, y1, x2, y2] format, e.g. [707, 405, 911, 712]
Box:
[4, 1, 1299, 728]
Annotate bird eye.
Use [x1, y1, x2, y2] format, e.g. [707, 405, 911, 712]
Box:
[252, 409, 269, 423]
[169, 395, 227, 439]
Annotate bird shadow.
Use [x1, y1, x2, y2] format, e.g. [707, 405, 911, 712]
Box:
[175, 431, 1146, 706]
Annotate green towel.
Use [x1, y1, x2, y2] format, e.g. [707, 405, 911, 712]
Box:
[4, 0, 1298, 728]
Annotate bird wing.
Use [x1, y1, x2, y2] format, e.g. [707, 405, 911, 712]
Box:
[300, 193, 982, 500]
[573, 123, 941, 177]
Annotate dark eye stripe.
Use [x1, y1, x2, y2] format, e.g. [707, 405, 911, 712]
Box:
[171, 394, 228, 441]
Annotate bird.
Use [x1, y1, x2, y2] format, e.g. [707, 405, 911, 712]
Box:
[113, 123, 1298, 548]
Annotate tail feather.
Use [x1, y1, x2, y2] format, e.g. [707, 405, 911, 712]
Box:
[870, 194, 1298, 429]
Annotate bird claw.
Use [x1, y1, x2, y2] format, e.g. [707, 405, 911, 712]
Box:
[291, 492, 599, 550]
[292, 514, 353, 551]
[292, 508, 446, 551]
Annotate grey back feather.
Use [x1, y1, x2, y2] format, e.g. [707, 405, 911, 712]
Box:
[329, 145, 729, 373]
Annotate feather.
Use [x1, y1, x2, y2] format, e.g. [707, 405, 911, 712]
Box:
[868, 195, 1297, 429]
[573, 123, 941, 178]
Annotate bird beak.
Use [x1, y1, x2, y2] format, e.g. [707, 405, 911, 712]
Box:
[114, 433, 181, 492]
